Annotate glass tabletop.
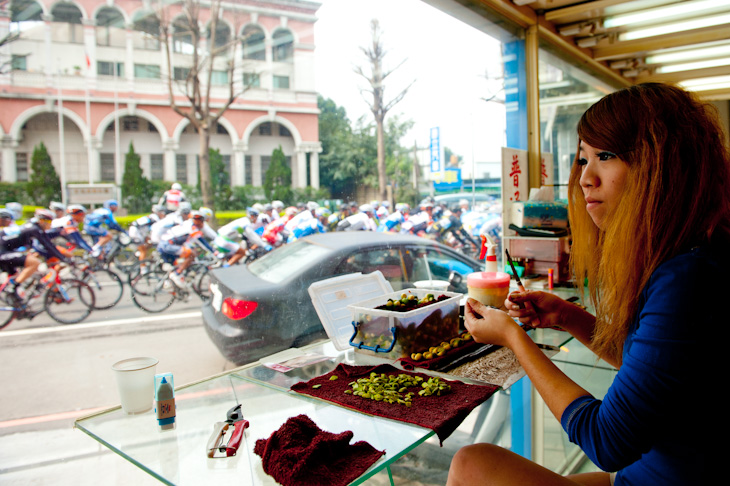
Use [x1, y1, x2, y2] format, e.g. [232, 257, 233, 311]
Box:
[75, 369, 431, 486]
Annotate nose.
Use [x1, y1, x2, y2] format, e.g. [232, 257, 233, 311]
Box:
[579, 159, 598, 189]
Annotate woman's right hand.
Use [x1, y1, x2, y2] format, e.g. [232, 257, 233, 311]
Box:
[505, 290, 574, 329]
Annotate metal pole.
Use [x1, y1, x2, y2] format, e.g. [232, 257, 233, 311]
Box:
[57, 72, 67, 206]
[85, 83, 94, 184]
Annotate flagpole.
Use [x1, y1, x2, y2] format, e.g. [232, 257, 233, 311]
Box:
[84, 51, 93, 184]
[57, 71, 67, 206]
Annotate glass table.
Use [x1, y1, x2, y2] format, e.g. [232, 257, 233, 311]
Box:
[75, 334, 570, 485]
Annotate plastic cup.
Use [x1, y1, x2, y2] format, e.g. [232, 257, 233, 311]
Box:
[466, 272, 511, 309]
[111, 357, 159, 414]
[413, 280, 450, 292]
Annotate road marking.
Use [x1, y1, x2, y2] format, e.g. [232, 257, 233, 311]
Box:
[0, 311, 202, 338]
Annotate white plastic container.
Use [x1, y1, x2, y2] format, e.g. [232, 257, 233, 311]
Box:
[308, 272, 393, 351]
[346, 288, 462, 359]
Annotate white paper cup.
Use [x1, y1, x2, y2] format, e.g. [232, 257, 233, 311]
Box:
[413, 280, 450, 292]
[111, 357, 159, 414]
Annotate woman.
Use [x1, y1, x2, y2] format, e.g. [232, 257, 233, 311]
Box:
[447, 83, 729, 486]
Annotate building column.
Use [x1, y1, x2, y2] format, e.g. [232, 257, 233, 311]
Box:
[253, 155, 262, 187]
[309, 149, 320, 189]
[125, 23, 135, 89]
[87, 136, 101, 183]
[0, 6, 10, 87]
[163, 141, 178, 182]
[42, 14, 53, 86]
[1, 136, 17, 182]
[232, 142, 246, 186]
[295, 149, 307, 189]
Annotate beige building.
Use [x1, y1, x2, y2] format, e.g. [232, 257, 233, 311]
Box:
[0, 0, 322, 191]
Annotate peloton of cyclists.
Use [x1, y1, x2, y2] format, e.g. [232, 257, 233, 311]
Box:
[84, 199, 126, 257]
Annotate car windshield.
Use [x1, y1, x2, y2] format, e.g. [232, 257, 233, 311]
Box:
[248, 240, 332, 283]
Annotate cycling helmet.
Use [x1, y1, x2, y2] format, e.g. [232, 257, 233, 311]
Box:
[263, 203, 273, 212]
[306, 201, 319, 211]
[285, 206, 298, 217]
[49, 201, 65, 212]
[190, 210, 204, 222]
[152, 204, 165, 214]
[5, 202, 22, 220]
[0, 209, 14, 220]
[199, 207, 214, 221]
[272, 200, 284, 210]
[252, 203, 265, 213]
[315, 207, 331, 218]
[247, 206, 260, 217]
[35, 208, 55, 220]
[103, 199, 119, 210]
[171, 182, 182, 191]
[67, 204, 87, 215]
[178, 201, 192, 215]
[359, 204, 374, 214]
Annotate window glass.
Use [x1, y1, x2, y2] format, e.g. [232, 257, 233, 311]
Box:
[100, 153, 115, 181]
[176, 154, 188, 183]
[273, 75, 290, 89]
[211, 70, 229, 85]
[335, 247, 408, 290]
[15, 152, 28, 181]
[405, 246, 478, 293]
[249, 240, 331, 283]
[538, 45, 620, 199]
[134, 63, 160, 79]
[150, 154, 164, 180]
[243, 72, 260, 88]
[242, 25, 266, 60]
[273, 29, 294, 62]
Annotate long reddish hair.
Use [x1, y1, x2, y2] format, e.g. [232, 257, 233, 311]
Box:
[569, 83, 730, 364]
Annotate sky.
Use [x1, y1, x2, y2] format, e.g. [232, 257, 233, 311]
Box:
[312, 0, 507, 178]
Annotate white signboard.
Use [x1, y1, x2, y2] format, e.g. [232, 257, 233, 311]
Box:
[429, 127, 445, 181]
[67, 184, 118, 205]
[501, 148, 554, 236]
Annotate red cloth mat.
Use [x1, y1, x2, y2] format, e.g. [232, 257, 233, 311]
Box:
[253, 414, 385, 486]
[291, 363, 498, 445]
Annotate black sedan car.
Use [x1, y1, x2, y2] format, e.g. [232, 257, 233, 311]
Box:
[203, 232, 485, 365]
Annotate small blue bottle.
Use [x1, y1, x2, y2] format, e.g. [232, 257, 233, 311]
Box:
[154, 373, 176, 430]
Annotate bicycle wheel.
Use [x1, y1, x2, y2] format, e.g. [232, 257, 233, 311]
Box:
[82, 268, 124, 310]
[112, 246, 139, 276]
[44, 279, 95, 325]
[131, 269, 176, 313]
[192, 267, 212, 302]
[0, 292, 17, 330]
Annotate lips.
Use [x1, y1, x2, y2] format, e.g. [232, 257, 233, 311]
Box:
[584, 196, 601, 212]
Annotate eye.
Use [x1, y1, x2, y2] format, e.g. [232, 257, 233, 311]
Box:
[598, 151, 617, 161]
[577, 157, 588, 166]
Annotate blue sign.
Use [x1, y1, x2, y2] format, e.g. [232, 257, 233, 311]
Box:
[434, 168, 462, 191]
[430, 127, 441, 173]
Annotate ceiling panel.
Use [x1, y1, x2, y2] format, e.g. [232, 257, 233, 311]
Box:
[481, 0, 730, 99]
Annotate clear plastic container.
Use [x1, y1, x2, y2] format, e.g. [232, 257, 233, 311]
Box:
[467, 272, 511, 309]
[346, 288, 462, 359]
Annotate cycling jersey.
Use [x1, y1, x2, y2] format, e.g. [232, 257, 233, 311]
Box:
[159, 189, 186, 212]
[51, 216, 93, 252]
[337, 212, 377, 232]
[0, 222, 67, 271]
[377, 211, 406, 232]
[150, 213, 186, 244]
[129, 213, 161, 243]
[158, 220, 214, 256]
[214, 217, 268, 253]
[84, 208, 124, 238]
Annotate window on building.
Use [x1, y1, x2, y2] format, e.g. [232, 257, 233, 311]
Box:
[279, 124, 291, 137]
[172, 17, 196, 55]
[176, 154, 188, 183]
[122, 117, 139, 132]
[272, 29, 294, 62]
[97, 61, 124, 77]
[173, 67, 191, 81]
[243, 72, 260, 88]
[242, 25, 266, 61]
[11, 55, 27, 71]
[134, 64, 161, 79]
[148, 122, 158, 133]
[100, 153, 115, 181]
[150, 154, 164, 180]
[216, 123, 227, 135]
[16, 153, 28, 182]
[259, 123, 272, 136]
[273, 75, 290, 90]
[211, 70, 228, 85]
[245, 155, 252, 185]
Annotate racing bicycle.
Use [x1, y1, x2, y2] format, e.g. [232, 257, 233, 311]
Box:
[0, 263, 96, 329]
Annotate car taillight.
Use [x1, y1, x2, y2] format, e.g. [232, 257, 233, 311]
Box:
[221, 298, 258, 320]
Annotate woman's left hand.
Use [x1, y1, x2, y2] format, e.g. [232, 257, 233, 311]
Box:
[464, 298, 522, 348]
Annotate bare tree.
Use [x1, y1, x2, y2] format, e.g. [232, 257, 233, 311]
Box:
[355, 19, 413, 202]
[158, 0, 246, 209]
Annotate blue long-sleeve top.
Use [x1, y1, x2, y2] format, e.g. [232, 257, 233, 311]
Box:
[561, 245, 723, 485]
[84, 208, 124, 232]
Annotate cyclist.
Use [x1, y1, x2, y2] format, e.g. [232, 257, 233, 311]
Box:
[49, 201, 66, 219]
[377, 203, 410, 232]
[262, 206, 298, 247]
[427, 206, 480, 251]
[158, 182, 187, 214]
[84, 199, 125, 257]
[52, 205, 94, 254]
[288, 207, 330, 242]
[5, 202, 23, 221]
[149, 202, 192, 246]
[400, 202, 434, 236]
[336, 204, 378, 232]
[129, 204, 167, 267]
[158, 211, 216, 288]
[213, 213, 272, 266]
[0, 208, 19, 231]
[1, 209, 68, 302]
